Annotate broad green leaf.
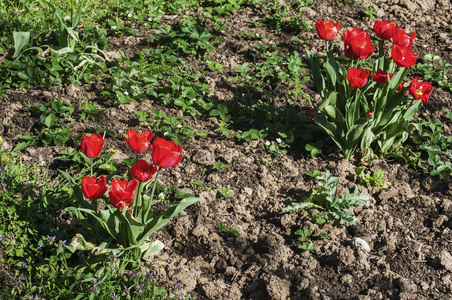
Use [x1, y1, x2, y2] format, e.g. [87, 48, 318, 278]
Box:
[139, 197, 202, 244]
[306, 49, 325, 98]
[45, 113, 56, 128]
[57, 47, 75, 54]
[281, 201, 323, 213]
[13, 31, 30, 58]
[141, 240, 165, 259]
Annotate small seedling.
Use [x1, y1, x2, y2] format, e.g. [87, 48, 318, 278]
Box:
[217, 187, 233, 201]
[295, 229, 328, 252]
[363, 7, 377, 20]
[214, 161, 230, 172]
[218, 222, 240, 237]
[355, 167, 390, 189]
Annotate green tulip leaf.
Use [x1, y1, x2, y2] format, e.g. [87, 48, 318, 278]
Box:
[13, 31, 30, 59]
[139, 197, 202, 244]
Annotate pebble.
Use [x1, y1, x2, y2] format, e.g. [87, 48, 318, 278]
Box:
[351, 237, 371, 252]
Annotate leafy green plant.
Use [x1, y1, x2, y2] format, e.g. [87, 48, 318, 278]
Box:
[413, 53, 452, 92]
[27, 99, 75, 145]
[305, 142, 323, 157]
[148, 18, 216, 59]
[78, 98, 101, 121]
[363, 7, 377, 20]
[136, 109, 199, 145]
[409, 118, 452, 179]
[388, 148, 425, 171]
[13, 0, 84, 57]
[294, 229, 327, 252]
[218, 222, 240, 237]
[296, 0, 315, 8]
[217, 187, 233, 201]
[214, 161, 230, 172]
[355, 167, 390, 189]
[282, 170, 371, 225]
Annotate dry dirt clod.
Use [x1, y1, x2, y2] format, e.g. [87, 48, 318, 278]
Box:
[266, 275, 291, 300]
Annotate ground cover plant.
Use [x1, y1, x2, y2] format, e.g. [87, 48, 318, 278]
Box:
[1, 0, 452, 299]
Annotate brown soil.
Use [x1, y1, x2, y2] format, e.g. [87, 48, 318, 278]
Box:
[1, 0, 452, 299]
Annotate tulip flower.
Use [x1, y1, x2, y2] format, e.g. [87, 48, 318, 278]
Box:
[109, 179, 138, 210]
[343, 28, 363, 44]
[371, 69, 393, 84]
[346, 68, 370, 88]
[392, 27, 416, 47]
[131, 160, 158, 182]
[81, 176, 108, 200]
[125, 129, 153, 153]
[152, 138, 182, 169]
[391, 44, 417, 68]
[315, 20, 341, 40]
[408, 77, 433, 104]
[373, 21, 396, 41]
[80, 133, 105, 158]
[343, 29, 375, 60]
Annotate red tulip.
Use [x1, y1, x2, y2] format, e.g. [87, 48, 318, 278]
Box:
[81, 176, 108, 200]
[315, 20, 341, 40]
[343, 29, 375, 60]
[391, 44, 417, 68]
[346, 68, 370, 88]
[343, 28, 363, 44]
[408, 77, 433, 104]
[373, 21, 396, 41]
[131, 160, 157, 182]
[152, 138, 182, 169]
[344, 28, 363, 59]
[371, 69, 393, 84]
[81, 133, 105, 158]
[125, 129, 153, 153]
[366, 112, 373, 119]
[392, 27, 416, 47]
[109, 179, 138, 210]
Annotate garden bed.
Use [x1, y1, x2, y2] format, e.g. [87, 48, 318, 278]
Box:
[1, 0, 452, 299]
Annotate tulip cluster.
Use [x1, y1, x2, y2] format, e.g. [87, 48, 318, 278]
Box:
[62, 128, 200, 261]
[80, 130, 182, 211]
[308, 20, 434, 159]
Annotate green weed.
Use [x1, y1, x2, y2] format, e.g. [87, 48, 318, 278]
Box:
[282, 170, 371, 226]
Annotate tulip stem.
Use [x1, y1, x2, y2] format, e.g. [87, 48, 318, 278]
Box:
[92, 199, 98, 213]
[134, 181, 143, 219]
[90, 158, 93, 177]
[378, 40, 385, 59]
[144, 168, 160, 222]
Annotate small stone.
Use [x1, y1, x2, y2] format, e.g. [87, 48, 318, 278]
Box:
[351, 237, 371, 252]
[243, 187, 253, 196]
[42, 90, 54, 100]
[396, 277, 418, 293]
[340, 274, 354, 285]
[439, 251, 452, 271]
